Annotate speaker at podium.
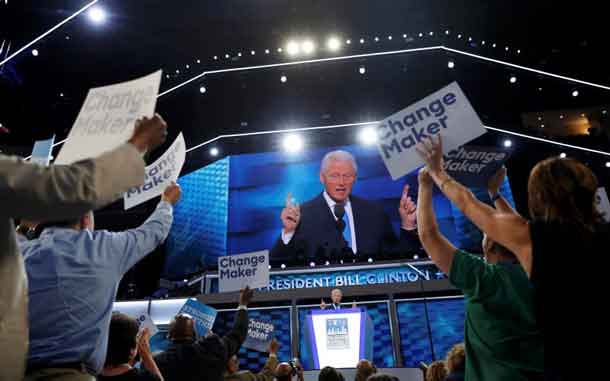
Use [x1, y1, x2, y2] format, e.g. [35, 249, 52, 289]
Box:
[302, 307, 374, 369]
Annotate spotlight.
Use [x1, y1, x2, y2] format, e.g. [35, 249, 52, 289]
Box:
[538, 87, 543, 91]
[374, 36, 380, 42]
[572, 90, 579, 97]
[213, 55, 218, 60]
[309, 262, 316, 267]
[346, 39, 351, 44]
[368, 258, 373, 263]
[538, 116, 542, 121]
[277, 47, 283, 53]
[358, 66, 366, 74]
[403, 33, 408, 38]
[560, 115, 564, 119]
[540, 124, 545, 128]
[603, 110, 607, 115]
[251, 50, 255, 55]
[448, 60, 455, 69]
[358, 127, 378, 145]
[280, 75, 287, 83]
[503, 139, 513, 148]
[165, 74, 170, 79]
[468, 37, 472, 41]
[237, 52, 242, 57]
[185, 64, 190, 69]
[505, 46, 509, 51]
[560, 153, 566, 158]
[31, 49, 39, 56]
[413, 254, 419, 260]
[340, 260, 344, 264]
[418, 33, 423, 37]
[517, 49, 521, 54]
[605, 162, 610, 168]
[388, 35, 392, 40]
[301, 40, 315, 54]
[197, 59, 201, 63]
[281, 264, 286, 269]
[286, 41, 300, 56]
[175, 69, 180, 74]
[282, 134, 304, 153]
[359, 38, 365, 44]
[327, 36, 341, 51]
[210, 147, 219, 156]
[268, 265, 272, 270]
[482, 40, 486, 45]
[265, 49, 270, 54]
[492, 43, 497, 48]
[445, 30, 450, 35]
[225, 54, 230, 58]
[429, 31, 434, 36]
[509, 76, 517, 84]
[325, 261, 330, 266]
[87, 6, 106, 24]
[199, 86, 206, 94]
[457, 34, 462, 39]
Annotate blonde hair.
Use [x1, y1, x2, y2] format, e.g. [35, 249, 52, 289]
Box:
[445, 343, 465, 373]
[425, 361, 447, 381]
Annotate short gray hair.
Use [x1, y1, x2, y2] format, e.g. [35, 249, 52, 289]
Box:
[320, 150, 358, 174]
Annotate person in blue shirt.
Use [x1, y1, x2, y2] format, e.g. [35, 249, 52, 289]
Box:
[21, 182, 181, 380]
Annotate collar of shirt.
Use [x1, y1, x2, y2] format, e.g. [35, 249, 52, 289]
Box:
[322, 191, 352, 220]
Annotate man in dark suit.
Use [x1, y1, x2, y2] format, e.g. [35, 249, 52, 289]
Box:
[154, 287, 252, 381]
[270, 150, 421, 264]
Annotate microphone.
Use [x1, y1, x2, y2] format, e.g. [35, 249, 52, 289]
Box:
[334, 203, 346, 232]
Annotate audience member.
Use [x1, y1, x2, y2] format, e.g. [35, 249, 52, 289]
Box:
[154, 287, 253, 381]
[417, 136, 604, 377]
[416, 166, 543, 380]
[22, 181, 180, 380]
[444, 343, 465, 381]
[318, 366, 344, 381]
[274, 360, 303, 381]
[366, 374, 398, 381]
[98, 313, 163, 380]
[424, 361, 446, 381]
[225, 338, 280, 381]
[0, 114, 167, 381]
[355, 359, 376, 381]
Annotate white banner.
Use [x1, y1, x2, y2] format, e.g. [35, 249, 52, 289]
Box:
[596, 187, 610, 223]
[124, 132, 186, 209]
[218, 251, 270, 293]
[55, 70, 162, 165]
[376, 81, 487, 180]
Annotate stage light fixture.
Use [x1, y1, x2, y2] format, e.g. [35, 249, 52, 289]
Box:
[87, 6, 106, 24]
[359, 38, 365, 44]
[572, 90, 579, 97]
[358, 66, 366, 74]
[281, 264, 286, 269]
[346, 39, 351, 44]
[448, 60, 455, 69]
[309, 262, 315, 267]
[327, 36, 341, 51]
[358, 127, 378, 145]
[301, 40, 315, 54]
[368, 258, 373, 263]
[282, 134, 304, 153]
[31, 49, 39, 56]
[210, 147, 219, 156]
[280, 75, 287, 83]
[286, 41, 300, 56]
[199, 86, 206, 94]
[560, 153, 566, 158]
[605, 162, 610, 168]
[509, 76, 517, 84]
[503, 139, 513, 148]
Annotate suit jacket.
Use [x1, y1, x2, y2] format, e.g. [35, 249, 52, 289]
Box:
[224, 353, 278, 381]
[0, 143, 145, 381]
[271, 193, 421, 263]
[155, 309, 249, 381]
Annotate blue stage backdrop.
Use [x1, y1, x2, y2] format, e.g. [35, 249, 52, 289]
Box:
[164, 144, 514, 278]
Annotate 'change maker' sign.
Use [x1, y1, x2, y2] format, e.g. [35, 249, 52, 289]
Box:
[376, 82, 487, 180]
[218, 251, 269, 293]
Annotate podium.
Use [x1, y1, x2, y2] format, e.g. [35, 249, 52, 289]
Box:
[301, 308, 373, 369]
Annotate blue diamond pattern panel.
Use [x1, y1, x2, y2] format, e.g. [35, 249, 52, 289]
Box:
[396, 297, 465, 367]
[298, 303, 394, 370]
[213, 307, 292, 372]
[164, 157, 229, 278]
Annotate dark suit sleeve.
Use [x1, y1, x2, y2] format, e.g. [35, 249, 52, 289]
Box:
[380, 213, 423, 259]
[221, 308, 249, 358]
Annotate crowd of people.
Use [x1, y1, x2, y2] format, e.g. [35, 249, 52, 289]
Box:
[1, 107, 608, 381]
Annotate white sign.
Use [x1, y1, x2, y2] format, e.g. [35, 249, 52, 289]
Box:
[218, 251, 270, 293]
[376, 81, 487, 180]
[55, 70, 162, 165]
[135, 313, 159, 337]
[30, 135, 55, 166]
[123, 133, 186, 209]
[596, 187, 610, 222]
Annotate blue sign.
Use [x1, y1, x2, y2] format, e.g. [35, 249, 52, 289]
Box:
[210, 263, 445, 293]
[444, 145, 511, 187]
[178, 299, 218, 336]
[243, 318, 274, 352]
[30, 135, 55, 166]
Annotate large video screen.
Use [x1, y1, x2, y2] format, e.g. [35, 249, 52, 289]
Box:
[164, 143, 514, 278]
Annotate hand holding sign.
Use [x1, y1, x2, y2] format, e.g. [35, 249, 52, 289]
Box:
[281, 193, 301, 234]
[239, 286, 254, 307]
[268, 338, 280, 355]
[418, 167, 434, 188]
[488, 166, 507, 197]
[416, 134, 444, 175]
[398, 184, 417, 230]
[128, 114, 168, 154]
[161, 181, 182, 205]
